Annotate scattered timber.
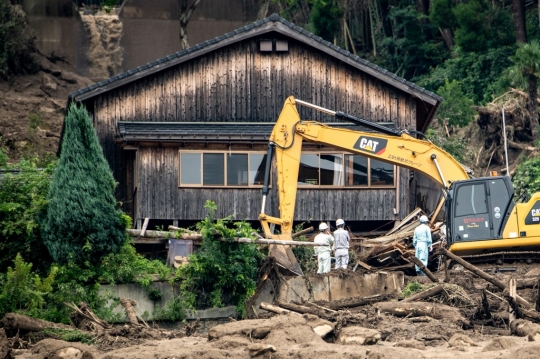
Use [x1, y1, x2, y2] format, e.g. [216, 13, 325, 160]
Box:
[439, 248, 531, 307]
[374, 301, 469, 326]
[323, 294, 388, 310]
[402, 285, 444, 302]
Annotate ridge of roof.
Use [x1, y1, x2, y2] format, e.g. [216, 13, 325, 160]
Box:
[69, 14, 441, 103]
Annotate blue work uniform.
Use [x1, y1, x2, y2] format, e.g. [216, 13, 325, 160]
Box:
[413, 223, 432, 275]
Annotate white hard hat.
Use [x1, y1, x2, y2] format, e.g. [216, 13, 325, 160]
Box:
[336, 219, 345, 227]
[420, 215, 429, 223]
[319, 222, 329, 231]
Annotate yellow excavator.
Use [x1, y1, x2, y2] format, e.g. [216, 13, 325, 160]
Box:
[259, 96, 540, 274]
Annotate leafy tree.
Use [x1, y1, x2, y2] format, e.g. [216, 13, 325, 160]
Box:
[0, 158, 55, 273]
[41, 103, 128, 265]
[0, 0, 37, 78]
[513, 156, 540, 201]
[435, 79, 475, 128]
[507, 40, 540, 140]
[310, 0, 342, 43]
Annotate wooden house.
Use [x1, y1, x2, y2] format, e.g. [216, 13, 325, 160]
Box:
[66, 14, 442, 233]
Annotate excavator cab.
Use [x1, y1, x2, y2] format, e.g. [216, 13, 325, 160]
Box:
[447, 176, 514, 246]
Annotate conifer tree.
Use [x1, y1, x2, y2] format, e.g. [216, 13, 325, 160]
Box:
[41, 102, 127, 264]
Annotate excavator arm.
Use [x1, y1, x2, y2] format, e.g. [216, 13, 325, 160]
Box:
[259, 96, 471, 241]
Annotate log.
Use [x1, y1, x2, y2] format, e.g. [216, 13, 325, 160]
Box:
[292, 227, 314, 238]
[510, 318, 540, 336]
[439, 249, 531, 307]
[260, 302, 301, 316]
[408, 256, 439, 283]
[128, 230, 327, 246]
[120, 299, 139, 325]
[374, 301, 469, 325]
[2, 313, 73, 332]
[276, 302, 312, 315]
[403, 285, 444, 302]
[481, 289, 491, 319]
[326, 294, 387, 310]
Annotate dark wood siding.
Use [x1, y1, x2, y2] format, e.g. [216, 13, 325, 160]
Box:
[136, 147, 398, 222]
[87, 35, 417, 223]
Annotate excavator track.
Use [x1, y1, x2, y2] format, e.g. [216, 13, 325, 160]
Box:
[459, 251, 540, 264]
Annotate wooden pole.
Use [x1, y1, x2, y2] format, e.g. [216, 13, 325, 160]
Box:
[128, 229, 327, 246]
[439, 248, 531, 307]
[292, 227, 314, 238]
[408, 256, 439, 283]
[260, 302, 301, 316]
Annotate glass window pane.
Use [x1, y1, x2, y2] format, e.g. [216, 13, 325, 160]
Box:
[180, 153, 201, 184]
[320, 154, 343, 185]
[455, 184, 487, 217]
[227, 154, 248, 185]
[345, 155, 367, 186]
[249, 154, 267, 185]
[298, 154, 319, 185]
[370, 159, 394, 186]
[203, 153, 224, 185]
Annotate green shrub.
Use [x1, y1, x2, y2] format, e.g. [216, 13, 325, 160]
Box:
[175, 201, 265, 317]
[401, 281, 425, 298]
[0, 254, 57, 318]
[513, 156, 540, 201]
[41, 103, 128, 265]
[0, 158, 56, 273]
[0, 0, 37, 78]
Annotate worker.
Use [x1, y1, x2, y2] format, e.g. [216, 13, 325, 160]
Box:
[314, 222, 334, 274]
[413, 215, 433, 276]
[333, 218, 350, 270]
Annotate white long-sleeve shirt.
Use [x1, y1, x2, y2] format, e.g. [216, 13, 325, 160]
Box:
[314, 233, 334, 255]
[333, 228, 350, 250]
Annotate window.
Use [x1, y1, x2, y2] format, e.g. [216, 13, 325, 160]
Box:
[455, 183, 488, 217]
[179, 151, 268, 187]
[299, 153, 395, 188]
[179, 151, 395, 188]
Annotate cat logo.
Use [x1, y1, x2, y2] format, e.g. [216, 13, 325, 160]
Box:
[353, 136, 388, 155]
[525, 200, 540, 224]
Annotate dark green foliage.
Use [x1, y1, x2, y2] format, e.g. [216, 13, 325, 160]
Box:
[435, 79, 475, 128]
[0, 0, 37, 78]
[417, 46, 514, 104]
[0, 158, 55, 273]
[452, 0, 513, 53]
[176, 201, 265, 317]
[429, 0, 456, 29]
[310, 0, 342, 43]
[379, 4, 447, 80]
[426, 128, 468, 163]
[41, 103, 128, 265]
[513, 156, 540, 201]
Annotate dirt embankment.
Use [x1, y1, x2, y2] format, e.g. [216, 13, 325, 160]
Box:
[0, 54, 94, 163]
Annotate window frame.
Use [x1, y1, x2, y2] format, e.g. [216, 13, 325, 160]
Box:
[178, 150, 269, 188]
[298, 152, 396, 189]
[178, 150, 396, 189]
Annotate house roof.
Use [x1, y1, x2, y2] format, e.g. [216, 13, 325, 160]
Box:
[117, 121, 395, 143]
[69, 13, 442, 109]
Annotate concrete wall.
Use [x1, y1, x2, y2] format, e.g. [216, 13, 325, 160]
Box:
[18, 0, 262, 76]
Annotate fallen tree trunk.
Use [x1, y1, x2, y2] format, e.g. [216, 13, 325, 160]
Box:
[120, 299, 139, 325]
[510, 318, 540, 336]
[408, 256, 439, 283]
[439, 248, 531, 307]
[260, 302, 301, 316]
[374, 301, 469, 326]
[402, 285, 444, 302]
[325, 294, 388, 310]
[2, 313, 74, 332]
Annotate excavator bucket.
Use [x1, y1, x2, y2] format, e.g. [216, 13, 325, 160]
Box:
[268, 244, 304, 276]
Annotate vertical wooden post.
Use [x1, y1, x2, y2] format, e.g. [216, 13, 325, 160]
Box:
[509, 278, 517, 329]
[444, 258, 449, 283]
[140, 217, 149, 237]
